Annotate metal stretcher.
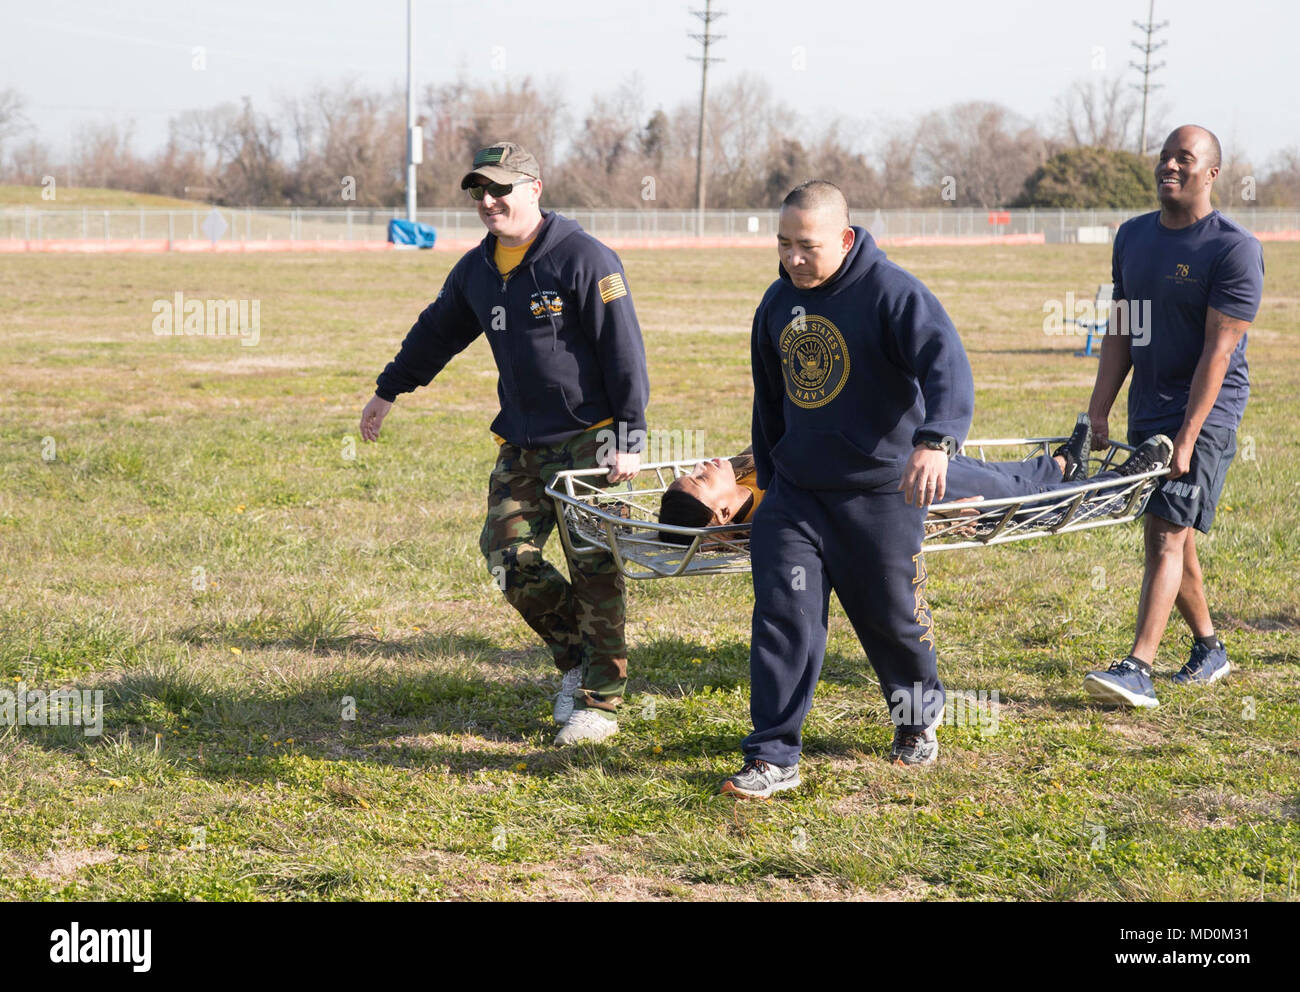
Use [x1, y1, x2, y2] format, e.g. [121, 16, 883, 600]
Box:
[546, 438, 1170, 580]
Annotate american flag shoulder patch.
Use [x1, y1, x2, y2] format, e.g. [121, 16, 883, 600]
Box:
[597, 272, 627, 303]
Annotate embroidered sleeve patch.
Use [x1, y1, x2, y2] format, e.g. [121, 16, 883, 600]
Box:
[597, 272, 627, 303]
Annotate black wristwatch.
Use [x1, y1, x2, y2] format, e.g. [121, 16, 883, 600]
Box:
[918, 435, 957, 458]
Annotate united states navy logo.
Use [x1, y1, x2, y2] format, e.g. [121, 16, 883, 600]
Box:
[778, 314, 850, 408]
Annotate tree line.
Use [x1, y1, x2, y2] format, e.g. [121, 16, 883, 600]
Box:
[1, 75, 1297, 209]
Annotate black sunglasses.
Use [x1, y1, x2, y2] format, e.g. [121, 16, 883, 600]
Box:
[468, 179, 532, 201]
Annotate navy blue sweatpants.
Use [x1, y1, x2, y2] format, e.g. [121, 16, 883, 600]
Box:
[945, 454, 1063, 500]
[744, 474, 943, 766]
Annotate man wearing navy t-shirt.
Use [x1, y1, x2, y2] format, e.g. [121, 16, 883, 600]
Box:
[1083, 125, 1265, 708]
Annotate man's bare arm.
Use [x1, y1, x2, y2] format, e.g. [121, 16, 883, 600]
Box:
[1086, 300, 1134, 450]
[1169, 306, 1251, 477]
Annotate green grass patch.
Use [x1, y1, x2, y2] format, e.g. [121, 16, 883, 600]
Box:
[0, 245, 1296, 900]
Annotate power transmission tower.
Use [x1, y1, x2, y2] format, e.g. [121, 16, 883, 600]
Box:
[1130, 0, 1168, 156]
[688, 1, 724, 236]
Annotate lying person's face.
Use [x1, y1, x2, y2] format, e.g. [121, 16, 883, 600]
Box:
[674, 457, 741, 525]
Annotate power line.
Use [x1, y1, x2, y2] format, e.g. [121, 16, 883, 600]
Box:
[688, 0, 724, 236]
[1130, 0, 1168, 156]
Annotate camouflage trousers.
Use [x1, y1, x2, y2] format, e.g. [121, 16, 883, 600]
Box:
[479, 427, 628, 713]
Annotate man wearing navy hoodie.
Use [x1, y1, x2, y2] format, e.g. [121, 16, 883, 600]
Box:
[722, 181, 975, 798]
[359, 143, 650, 747]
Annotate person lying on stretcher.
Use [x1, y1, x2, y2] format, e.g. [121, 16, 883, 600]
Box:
[658, 415, 1173, 542]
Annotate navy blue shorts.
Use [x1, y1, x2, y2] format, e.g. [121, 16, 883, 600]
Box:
[1128, 423, 1237, 533]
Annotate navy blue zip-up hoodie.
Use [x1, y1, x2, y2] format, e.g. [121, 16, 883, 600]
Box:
[376, 211, 649, 451]
[751, 227, 974, 491]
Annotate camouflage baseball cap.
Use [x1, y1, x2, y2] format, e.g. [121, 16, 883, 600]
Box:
[460, 142, 542, 189]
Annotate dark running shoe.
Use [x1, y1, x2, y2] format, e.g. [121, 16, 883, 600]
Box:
[1084, 658, 1159, 708]
[1115, 434, 1174, 477]
[1173, 639, 1230, 685]
[720, 758, 801, 799]
[1052, 413, 1093, 482]
[890, 725, 939, 766]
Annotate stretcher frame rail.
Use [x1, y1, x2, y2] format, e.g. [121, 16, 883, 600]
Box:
[545, 437, 1169, 580]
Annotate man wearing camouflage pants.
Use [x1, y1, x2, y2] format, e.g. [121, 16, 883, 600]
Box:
[360, 142, 650, 745]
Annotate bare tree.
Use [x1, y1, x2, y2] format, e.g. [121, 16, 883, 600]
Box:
[914, 102, 1046, 207]
[5, 137, 54, 185]
[213, 97, 286, 205]
[1258, 148, 1300, 207]
[759, 122, 880, 208]
[16, 74, 1250, 210]
[1212, 143, 1257, 209]
[0, 87, 30, 172]
[415, 76, 569, 206]
[169, 104, 240, 175]
[281, 82, 404, 206]
[1052, 77, 1141, 151]
[549, 76, 650, 207]
[863, 121, 925, 207]
[70, 120, 145, 190]
[702, 74, 796, 207]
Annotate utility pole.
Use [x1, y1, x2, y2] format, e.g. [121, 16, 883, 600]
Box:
[1130, 0, 1168, 156]
[688, 1, 724, 237]
[405, 0, 420, 222]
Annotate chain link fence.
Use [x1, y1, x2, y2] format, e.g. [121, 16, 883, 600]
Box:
[3, 206, 1297, 243]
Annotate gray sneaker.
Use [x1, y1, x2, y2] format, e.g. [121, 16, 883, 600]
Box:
[553, 666, 582, 725]
[553, 707, 618, 746]
[891, 725, 939, 766]
[720, 759, 801, 799]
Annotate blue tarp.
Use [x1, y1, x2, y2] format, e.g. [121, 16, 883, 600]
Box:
[387, 219, 437, 248]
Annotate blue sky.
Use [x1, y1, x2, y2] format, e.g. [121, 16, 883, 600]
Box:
[6, 0, 1296, 166]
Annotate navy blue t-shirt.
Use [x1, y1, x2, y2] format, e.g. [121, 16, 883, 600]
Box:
[1112, 210, 1264, 433]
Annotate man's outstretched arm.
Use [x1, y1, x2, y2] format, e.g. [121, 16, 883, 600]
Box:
[361, 273, 481, 442]
[1086, 307, 1133, 451]
[1089, 232, 1135, 450]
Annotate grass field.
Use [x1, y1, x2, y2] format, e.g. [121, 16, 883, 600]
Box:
[0, 185, 204, 209]
[1, 242, 1297, 901]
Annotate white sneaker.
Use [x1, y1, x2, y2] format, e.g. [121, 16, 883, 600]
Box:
[553, 708, 619, 746]
[553, 667, 582, 725]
